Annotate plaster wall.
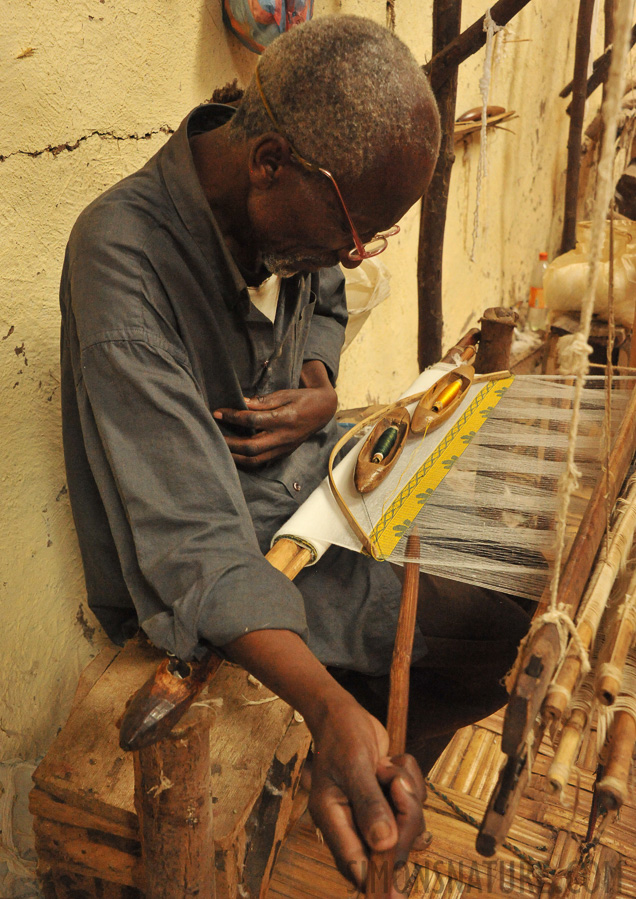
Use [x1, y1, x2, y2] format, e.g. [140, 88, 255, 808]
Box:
[1, 0, 590, 761]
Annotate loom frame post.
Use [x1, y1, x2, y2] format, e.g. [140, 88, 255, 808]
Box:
[561, 0, 597, 255]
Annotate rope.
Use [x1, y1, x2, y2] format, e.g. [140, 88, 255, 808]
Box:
[425, 779, 554, 880]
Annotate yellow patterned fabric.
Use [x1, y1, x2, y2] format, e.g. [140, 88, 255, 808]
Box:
[370, 376, 515, 558]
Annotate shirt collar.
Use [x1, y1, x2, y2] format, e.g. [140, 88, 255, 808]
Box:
[158, 103, 248, 298]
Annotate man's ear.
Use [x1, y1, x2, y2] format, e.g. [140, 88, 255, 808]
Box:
[249, 134, 294, 189]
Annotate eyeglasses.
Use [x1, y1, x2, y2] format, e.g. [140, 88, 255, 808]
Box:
[254, 68, 399, 262]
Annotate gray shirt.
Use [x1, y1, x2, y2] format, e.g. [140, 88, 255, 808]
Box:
[61, 103, 424, 675]
[60, 104, 348, 660]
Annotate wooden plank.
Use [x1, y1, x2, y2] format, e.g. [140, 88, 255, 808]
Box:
[33, 817, 144, 888]
[29, 787, 138, 841]
[70, 644, 121, 711]
[244, 716, 313, 899]
[33, 636, 161, 828]
[204, 663, 306, 843]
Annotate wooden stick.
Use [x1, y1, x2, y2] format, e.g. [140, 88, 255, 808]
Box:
[133, 704, 215, 899]
[366, 534, 421, 899]
[597, 710, 636, 809]
[560, 23, 636, 103]
[417, 0, 461, 370]
[423, 0, 534, 93]
[561, 0, 597, 255]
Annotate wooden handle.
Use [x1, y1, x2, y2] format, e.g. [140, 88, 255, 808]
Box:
[367, 534, 420, 898]
[477, 718, 544, 857]
[502, 621, 561, 757]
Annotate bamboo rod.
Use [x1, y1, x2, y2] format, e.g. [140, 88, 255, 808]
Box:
[266, 538, 314, 579]
[366, 534, 420, 899]
[596, 571, 636, 705]
[547, 707, 588, 795]
[543, 475, 636, 723]
[597, 710, 636, 809]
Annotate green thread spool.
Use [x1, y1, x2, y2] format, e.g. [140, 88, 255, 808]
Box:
[371, 425, 399, 463]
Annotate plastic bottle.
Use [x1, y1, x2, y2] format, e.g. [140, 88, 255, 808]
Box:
[526, 251, 549, 332]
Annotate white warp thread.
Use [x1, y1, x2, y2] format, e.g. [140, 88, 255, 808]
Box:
[471, 9, 504, 260]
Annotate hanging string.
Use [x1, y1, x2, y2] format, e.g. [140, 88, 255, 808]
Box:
[470, 9, 504, 261]
[386, 0, 395, 33]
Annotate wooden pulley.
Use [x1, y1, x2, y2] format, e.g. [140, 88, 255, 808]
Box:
[354, 407, 410, 494]
[411, 364, 474, 435]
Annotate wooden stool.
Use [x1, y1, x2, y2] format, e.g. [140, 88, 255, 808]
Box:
[30, 636, 311, 898]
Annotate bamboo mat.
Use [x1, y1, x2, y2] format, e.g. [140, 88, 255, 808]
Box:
[266, 708, 634, 899]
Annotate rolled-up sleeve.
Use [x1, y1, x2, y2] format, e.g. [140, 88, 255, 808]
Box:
[303, 266, 348, 383]
[77, 335, 309, 659]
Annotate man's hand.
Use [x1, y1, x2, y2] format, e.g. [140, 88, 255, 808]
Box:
[223, 630, 426, 894]
[309, 699, 427, 894]
[213, 360, 337, 469]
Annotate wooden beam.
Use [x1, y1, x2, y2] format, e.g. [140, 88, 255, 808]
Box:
[417, 0, 462, 370]
[133, 705, 215, 899]
[424, 0, 534, 93]
[561, 0, 597, 255]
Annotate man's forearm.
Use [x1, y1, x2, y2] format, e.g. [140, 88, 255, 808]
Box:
[222, 628, 354, 737]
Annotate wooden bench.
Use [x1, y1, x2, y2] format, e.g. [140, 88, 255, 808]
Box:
[30, 635, 311, 898]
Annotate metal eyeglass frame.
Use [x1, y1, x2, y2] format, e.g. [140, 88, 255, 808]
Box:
[254, 67, 399, 262]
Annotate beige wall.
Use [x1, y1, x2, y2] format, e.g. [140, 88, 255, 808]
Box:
[1, 0, 584, 761]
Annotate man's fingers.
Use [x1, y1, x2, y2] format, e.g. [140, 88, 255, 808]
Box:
[243, 391, 295, 409]
[375, 758, 426, 870]
[308, 787, 372, 889]
[346, 767, 398, 854]
[230, 442, 301, 468]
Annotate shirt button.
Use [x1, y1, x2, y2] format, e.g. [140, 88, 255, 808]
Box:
[293, 481, 302, 492]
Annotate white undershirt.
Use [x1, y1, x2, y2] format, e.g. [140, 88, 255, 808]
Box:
[247, 274, 282, 323]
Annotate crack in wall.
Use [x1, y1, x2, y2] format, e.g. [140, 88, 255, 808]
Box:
[0, 125, 174, 162]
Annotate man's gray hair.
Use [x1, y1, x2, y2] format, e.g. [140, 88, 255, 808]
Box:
[229, 15, 440, 183]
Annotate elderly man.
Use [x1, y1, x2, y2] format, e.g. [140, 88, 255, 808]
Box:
[60, 14, 529, 890]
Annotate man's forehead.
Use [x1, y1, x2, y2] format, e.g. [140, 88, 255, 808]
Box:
[346, 151, 432, 223]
